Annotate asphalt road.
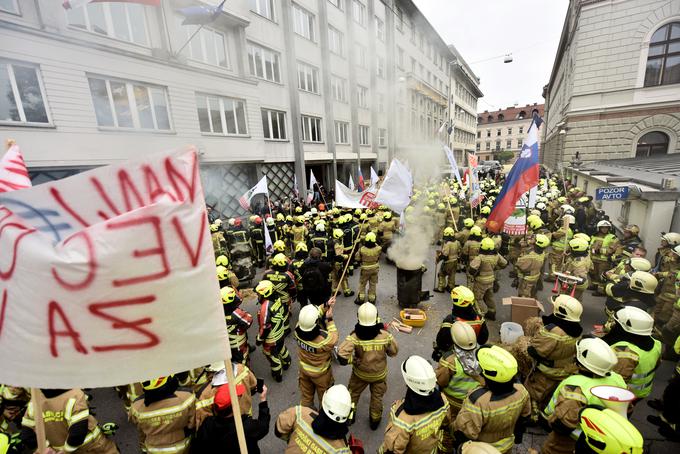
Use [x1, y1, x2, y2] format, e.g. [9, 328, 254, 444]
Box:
[90, 245, 680, 453]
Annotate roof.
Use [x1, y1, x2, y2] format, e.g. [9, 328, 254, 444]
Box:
[478, 104, 545, 125]
[448, 44, 483, 98]
[398, 0, 456, 60]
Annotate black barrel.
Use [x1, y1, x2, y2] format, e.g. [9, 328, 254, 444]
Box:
[397, 267, 423, 308]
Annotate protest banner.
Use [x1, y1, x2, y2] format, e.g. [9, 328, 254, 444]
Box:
[0, 147, 228, 389]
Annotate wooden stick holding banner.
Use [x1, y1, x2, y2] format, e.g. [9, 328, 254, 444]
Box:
[443, 186, 459, 233]
[222, 344, 248, 454]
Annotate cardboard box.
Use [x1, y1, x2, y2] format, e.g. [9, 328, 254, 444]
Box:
[502, 297, 545, 324]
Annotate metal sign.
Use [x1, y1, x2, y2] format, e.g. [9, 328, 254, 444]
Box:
[595, 186, 629, 201]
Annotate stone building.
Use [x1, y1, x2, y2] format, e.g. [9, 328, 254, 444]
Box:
[475, 103, 544, 163]
[542, 0, 680, 169]
[447, 44, 482, 164]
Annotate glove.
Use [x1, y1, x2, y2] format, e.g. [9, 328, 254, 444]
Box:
[431, 349, 442, 362]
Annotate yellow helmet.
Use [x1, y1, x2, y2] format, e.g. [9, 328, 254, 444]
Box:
[534, 234, 550, 249]
[0, 433, 8, 454]
[221, 286, 238, 305]
[271, 253, 288, 267]
[255, 280, 274, 298]
[449, 197, 458, 205]
[463, 218, 474, 228]
[295, 206, 303, 213]
[443, 227, 455, 237]
[451, 285, 475, 307]
[528, 216, 544, 230]
[579, 408, 643, 454]
[273, 240, 286, 252]
[437, 203, 445, 210]
[355, 208, 363, 216]
[569, 237, 589, 252]
[295, 242, 308, 253]
[384, 211, 392, 219]
[215, 255, 229, 267]
[216, 265, 229, 281]
[427, 199, 435, 207]
[365, 232, 377, 243]
[210, 223, 218, 232]
[480, 206, 491, 215]
[143, 376, 171, 391]
[333, 228, 344, 239]
[574, 233, 591, 243]
[477, 345, 518, 383]
[470, 226, 483, 237]
[276, 213, 285, 221]
[480, 237, 495, 251]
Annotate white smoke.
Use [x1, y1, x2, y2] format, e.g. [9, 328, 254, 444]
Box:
[387, 199, 435, 270]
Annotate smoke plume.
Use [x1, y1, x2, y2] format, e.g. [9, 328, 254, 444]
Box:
[387, 199, 435, 270]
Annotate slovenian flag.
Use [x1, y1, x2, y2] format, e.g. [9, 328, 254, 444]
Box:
[486, 112, 543, 233]
[357, 167, 365, 192]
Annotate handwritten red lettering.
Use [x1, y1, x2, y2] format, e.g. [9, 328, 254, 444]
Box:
[0, 221, 36, 281]
[88, 295, 159, 352]
[171, 212, 206, 267]
[91, 177, 121, 221]
[51, 230, 97, 291]
[50, 187, 90, 228]
[0, 289, 7, 340]
[143, 165, 177, 204]
[165, 152, 198, 202]
[118, 169, 146, 211]
[107, 216, 170, 287]
[48, 301, 88, 357]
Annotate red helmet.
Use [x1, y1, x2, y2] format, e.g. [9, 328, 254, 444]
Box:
[233, 218, 242, 227]
[254, 216, 262, 225]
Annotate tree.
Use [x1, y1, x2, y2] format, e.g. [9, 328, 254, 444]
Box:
[496, 150, 515, 164]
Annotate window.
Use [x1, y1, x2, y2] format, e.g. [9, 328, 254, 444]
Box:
[495, 140, 501, 151]
[196, 94, 247, 135]
[357, 85, 368, 108]
[292, 3, 314, 41]
[0, 61, 49, 125]
[395, 6, 403, 31]
[330, 75, 347, 102]
[250, 0, 275, 21]
[297, 62, 319, 93]
[644, 22, 680, 87]
[355, 43, 367, 68]
[328, 0, 343, 10]
[476, 143, 481, 151]
[377, 93, 384, 112]
[636, 131, 669, 157]
[397, 47, 404, 68]
[517, 139, 523, 148]
[88, 76, 170, 130]
[352, 0, 366, 27]
[66, 2, 149, 46]
[261, 109, 287, 140]
[507, 127, 512, 135]
[485, 142, 490, 150]
[518, 110, 526, 119]
[335, 121, 349, 144]
[410, 57, 416, 73]
[497, 114, 504, 121]
[183, 26, 228, 68]
[247, 42, 281, 83]
[518, 126, 523, 134]
[506, 139, 512, 148]
[0, 0, 18, 14]
[496, 129, 501, 136]
[375, 16, 384, 41]
[378, 128, 387, 147]
[376, 56, 385, 78]
[359, 125, 370, 145]
[486, 129, 490, 138]
[328, 26, 344, 56]
[410, 22, 416, 43]
[476, 131, 480, 138]
[301, 115, 322, 142]
[619, 201, 630, 225]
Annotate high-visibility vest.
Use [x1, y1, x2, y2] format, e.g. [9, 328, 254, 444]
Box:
[611, 340, 662, 398]
[591, 233, 617, 261]
[441, 356, 480, 403]
[293, 406, 351, 453]
[551, 228, 573, 251]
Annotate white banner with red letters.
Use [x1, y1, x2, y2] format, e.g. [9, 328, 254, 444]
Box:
[0, 147, 228, 388]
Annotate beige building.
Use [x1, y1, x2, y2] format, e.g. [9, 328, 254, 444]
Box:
[447, 44, 482, 164]
[475, 104, 544, 162]
[542, 0, 680, 169]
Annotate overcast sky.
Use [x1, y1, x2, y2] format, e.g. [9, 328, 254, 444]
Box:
[413, 0, 569, 113]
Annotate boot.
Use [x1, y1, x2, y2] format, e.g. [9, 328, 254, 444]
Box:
[344, 290, 355, 297]
[434, 287, 445, 293]
[485, 311, 496, 321]
[354, 297, 363, 305]
[647, 399, 664, 411]
[369, 418, 381, 430]
[272, 372, 283, 383]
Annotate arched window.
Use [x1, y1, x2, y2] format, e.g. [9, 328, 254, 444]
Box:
[487, 115, 493, 122]
[518, 110, 527, 119]
[636, 131, 669, 157]
[644, 22, 680, 87]
[497, 113, 504, 121]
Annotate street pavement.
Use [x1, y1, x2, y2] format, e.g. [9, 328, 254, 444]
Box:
[90, 243, 680, 453]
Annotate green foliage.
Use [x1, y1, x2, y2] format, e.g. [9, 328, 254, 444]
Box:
[496, 150, 515, 163]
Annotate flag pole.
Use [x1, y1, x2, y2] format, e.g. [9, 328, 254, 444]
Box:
[175, 24, 206, 56]
[222, 346, 248, 454]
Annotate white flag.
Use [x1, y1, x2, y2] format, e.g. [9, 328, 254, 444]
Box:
[370, 166, 379, 186]
[264, 221, 273, 254]
[239, 176, 268, 211]
[528, 186, 538, 209]
[334, 180, 378, 209]
[375, 160, 412, 213]
[443, 145, 463, 188]
[348, 174, 355, 191]
[307, 170, 318, 205]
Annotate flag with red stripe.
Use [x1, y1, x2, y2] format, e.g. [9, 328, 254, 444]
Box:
[0, 143, 31, 193]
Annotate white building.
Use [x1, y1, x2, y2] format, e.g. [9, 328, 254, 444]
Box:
[448, 44, 482, 163]
[0, 0, 463, 215]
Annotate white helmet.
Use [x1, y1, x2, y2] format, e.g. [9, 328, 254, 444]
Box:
[315, 223, 325, 232]
[576, 337, 618, 377]
[661, 232, 680, 246]
[401, 355, 437, 396]
[613, 306, 654, 336]
[536, 202, 547, 210]
[673, 244, 680, 257]
[357, 302, 378, 327]
[297, 305, 320, 332]
[322, 385, 353, 423]
[628, 271, 658, 294]
[551, 294, 583, 322]
[451, 322, 477, 350]
[266, 217, 275, 226]
[628, 257, 651, 272]
[561, 204, 575, 214]
[563, 214, 576, 225]
[461, 441, 502, 454]
[310, 208, 318, 214]
[597, 220, 612, 229]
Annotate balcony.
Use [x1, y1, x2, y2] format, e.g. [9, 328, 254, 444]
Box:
[403, 72, 447, 106]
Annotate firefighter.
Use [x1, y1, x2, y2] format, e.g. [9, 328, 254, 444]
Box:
[210, 222, 227, 258]
[541, 338, 626, 454]
[266, 216, 279, 244]
[435, 203, 448, 243]
[436, 322, 483, 453]
[548, 215, 574, 280]
[249, 216, 265, 267]
[453, 346, 531, 453]
[222, 286, 253, 364]
[311, 223, 330, 258]
[604, 306, 662, 400]
[0, 385, 29, 434]
[457, 218, 475, 245]
[129, 376, 194, 454]
[589, 220, 618, 295]
[216, 255, 240, 289]
[230, 218, 251, 250]
[255, 280, 291, 382]
[575, 408, 643, 454]
[294, 304, 338, 408]
[378, 356, 451, 454]
[462, 226, 483, 287]
[469, 237, 507, 321]
[605, 270, 658, 316]
[331, 229, 353, 297]
[379, 211, 397, 250]
[433, 286, 490, 361]
[290, 216, 308, 250]
[603, 256, 651, 287]
[291, 242, 309, 307]
[275, 385, 353, 452]
[436, 227, 461, 293]
[524, 295, 583, 420]
[337, 303, 398, 430]
[654, 234, 680, 327]
[355, 232, 382, 305]
[563, 237, 593, 300]
[662, 263, 680, 347]
[612, 224, 643, 263]
[263, 253, 297, 334]
[20, 388, 118, 453]
[476, 206, 491, 230]
[515, 233, 550, 297]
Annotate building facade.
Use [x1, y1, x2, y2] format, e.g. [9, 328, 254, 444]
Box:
[447, 44, 482, 164]
[0, 0, 458, 215]
[542, 0, 680, 170]
[475, 103, 544, 162]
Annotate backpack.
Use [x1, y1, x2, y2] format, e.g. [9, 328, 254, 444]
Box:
[301, 263, 325, 290]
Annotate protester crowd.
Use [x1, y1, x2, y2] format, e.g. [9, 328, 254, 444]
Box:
[2, 169, 679, 454]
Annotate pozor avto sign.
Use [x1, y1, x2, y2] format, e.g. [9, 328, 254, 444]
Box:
[595, 186, 630, 201]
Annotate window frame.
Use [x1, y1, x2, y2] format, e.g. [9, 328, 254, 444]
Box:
[359, 124, 370, 146]
[352, 0, 366, 27]
[0, 60, 52, 126]
[328, 0, 343, 11]
[644, 22, 680, 87]
[297, 61, 320, 94]
[0, 0, 19, 14]
[292, 2, 315, 41]
[328, 25, 345, 57]
[195, 93, 248, 136]
[334, 120, 350, 144]
[375, 16, 385, 41]
[376, 56, 385, 78]
[357, 85, 368, 108]
[355, 43, 367, 68]
[249, 0, 276, 22]
[301, 114, 323, 143]
[261, 108, 287, 141]
[183, 25, 229, 69]
[247, 41, 282, 83]
[378, 128, 387, 147]
[65, 2, 150, 47]
[330, 75, 348, 103]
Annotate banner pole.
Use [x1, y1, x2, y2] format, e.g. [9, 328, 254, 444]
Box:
[222, 346, 248, 454]
[30, 388, 47, 454]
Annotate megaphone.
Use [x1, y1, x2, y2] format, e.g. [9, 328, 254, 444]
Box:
[590, 385, 635, 418]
